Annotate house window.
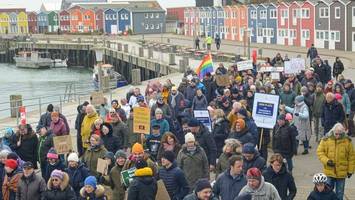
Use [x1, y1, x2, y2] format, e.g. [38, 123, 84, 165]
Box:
[144, 13, 148, 18]
[302, 8, 310, 18]
[251, 10, 257, 19]
[121, 14, 125, 20]
[335, 31, 340, 41]
[320, 7, 329, 18]
[113, 14, 117, 20]
[260, 10, 267, 19]
[150, 24, 154, 29]
[156, 24, 160, 29]
[145, 24, 149, 30]
[150, 13, 154, 18]
[335, 7, 340, 19]
[270, 9, 277, 19]
[156, 13, 159, 18]
[325, 31, 329, 40]
[281, 9, 288, 18]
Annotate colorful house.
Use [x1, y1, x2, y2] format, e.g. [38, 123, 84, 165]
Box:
[314, 0, 331, 49]
[104, 9, 118, 34]
[95, 9, 104, 33]
[248, 4, 257, 42]
[82, 8, 95, 32]
[37, 11, 48, 33]
[216, 7, 225, 39]
[47, 11, 59, 33]
[277, 2, 290, 45]
[256, 4, 268, 43]
[237, 5, 248, 42]
[59, 10, 70, 32]
[27, 12, 37, 33]
[329, 0, 348, 50]
[224, 6, 234, 40]
[68, 6, 83, 33]
[346, 0, 355, 51]
[129, 7, 166, 34]
[288, 1, 302, 46]
[117, 8, 131, 32]
[0, 13, 9, 34]
[17, 11, 28, 34]
[300, 0, 316, 48]
[184, 7, 194, 36]
[9, 12, 18, 34]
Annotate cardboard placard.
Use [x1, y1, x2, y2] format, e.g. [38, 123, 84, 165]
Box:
[133, 107, 151, 134]
[53, 135, 72, 155]
[237, 60, 253, 71]
[91, 91, 105, 106]
[156, 180, 171, 200]
[121, 167, 136, 187]
[97, 158, 109, 175]
[215, 74, 230, 86]
[252, 93, 280, 129]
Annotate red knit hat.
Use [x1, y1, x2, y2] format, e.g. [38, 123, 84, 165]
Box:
[246, 167, 262, 181]
[5, 159, 18, 170]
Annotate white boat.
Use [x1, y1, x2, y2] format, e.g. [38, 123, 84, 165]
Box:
[51, 59, 68, 68]
[13, 51, 52, 69]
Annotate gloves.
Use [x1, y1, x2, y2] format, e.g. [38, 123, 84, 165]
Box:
[327, 160, 335, 167]
[348, 173, 352, 178]
[294, 113, 299, 116]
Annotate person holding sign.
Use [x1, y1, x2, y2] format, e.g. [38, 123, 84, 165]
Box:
[82, 135, 108, 176]
[104, 150, 126, 200]
[123, 143, 157, 177]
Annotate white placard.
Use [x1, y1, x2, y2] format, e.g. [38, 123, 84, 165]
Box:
[252, 93, 280, 129]
[284, 58, 305, 74]
[271, 72, 280, 80]
[237, 60, 253, 71]
[193, 110, 212, 132]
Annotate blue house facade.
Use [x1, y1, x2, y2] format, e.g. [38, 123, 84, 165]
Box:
[266, 3, 277, 44]
[117, 8, 131, 32]
[37, 12, 48, 33]
[211, 7, 217, 37]
[104, 9, 118, 34]
[216, 6, 225, 39]
[256, 4, 267, 43]
[9, 12, 18, 34]
[130, 8, 166, 34]
[248, 5, 257, 43]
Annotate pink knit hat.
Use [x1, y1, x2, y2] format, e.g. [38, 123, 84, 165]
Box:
[285, 113, 293, 121]
[335, 93, 342, 101]
[47, 148, 59, 159]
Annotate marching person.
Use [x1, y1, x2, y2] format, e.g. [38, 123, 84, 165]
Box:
[42, 170, 76, 200]
[82, 135, 107, 176]
[183, 179, 217, 200]
[66, 152, 90, 198]
[2, 159, 23, 200]
[307, 173, 338, 200]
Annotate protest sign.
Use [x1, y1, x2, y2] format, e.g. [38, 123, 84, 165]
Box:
[271, 72, 280, 80]
[284, 58, 305, 74]
[53, 135, 72, 154]
[156, 180, 171, 200]
[237, 60, 253, 71]
[252, 93, 280, 129]
[91, 91, 105, 106]
[193, 110, 212, 132]
[121, 167, 136, 187]
[97, 158, 109, 175]
[215, 74, 230, 86]
[258, 66, 284, 73]
[133, 107, 151, 134]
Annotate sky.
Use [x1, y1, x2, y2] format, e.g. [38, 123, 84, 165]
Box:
[0, 0, 195, 11]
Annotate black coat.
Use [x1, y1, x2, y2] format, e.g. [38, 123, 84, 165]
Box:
[242, 152, 266, 174]
[333, 61, 344, 77]
[38, 132, 54, 164]
[195, 125, 218, 166]
[212, 118, 230, 157]
[321, 100, 345, 133]
[314, 63, 330, 84]
[307, 47, 318, 60]
[272, 123, 297, 159]
[127, 168, 157, 200]
[213, 169, 247, 200]
[43, 160, 66, 183]
[101, 125, 121, 154]
[65, 163, 90, 197]
[263, 165, 297, 200]
[307, 186, 338, 200]
[9, 132, 39, 169]
[229, 128, 256, 146]
[42, 173, 76, 200]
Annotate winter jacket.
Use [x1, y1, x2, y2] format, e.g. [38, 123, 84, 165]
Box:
[272, 123, 297, 159]
[184, 85, 198, 103]
[79, 185, 106, 200]
[280, 90, 296, 108]
[238, 177, 281, 200]
[262, 165, 297, 200]
[177, 145, 209, 189]
[150, 118, 170, 135]
[312, 91, 325, 118]
[65, 163, 90, 197]
[111, 121, 129, 149]
[157, 144, 181, 165]
[2, 168, 23, 200]
[151, 103, 172, 119]
[286, 102, 311, 141]
[9, 132, 38, 169]
[50, 118, 68, 136]
[307, 47, 318, 60]
[317, 130, 355, 178]
[183, 193, 218, 200]
[158, 162, 190, 200]
[229, 127, 256, 146]
[43, 160, 66, 183]
[38, 132, 54, 165]
[307, 186, 338, 200]
[313, 63, 329, 84]
[123, 157, 158, 178]
[285, 79, 302, 95]
[213, 169, 247, 200]
[16, 172, 46, 200]
[243, 152, 266, 174]
[168, 92, 185, 119]
[341, 92, 351, 115]
[127, 167, 157, 200]
[301, 77, 318, 87]
[105, 165, 125, 200]
[333, 61, 344, 77]
[42, 172, 76, 200]
[193, 125, 217, 166]
[321, 100, 345, 133]
[212, 117, 230, 157]
[244, 118, 258, 143]
[216, 152, 241, 177]
[192, 95, 208, 110]
[101, 127, 121, 154]
[81, 113, 100, 149]
[82, 145, 108, 176]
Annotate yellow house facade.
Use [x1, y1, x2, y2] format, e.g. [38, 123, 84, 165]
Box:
[17, 11, 28, 34]
[0, 13, 10, 34]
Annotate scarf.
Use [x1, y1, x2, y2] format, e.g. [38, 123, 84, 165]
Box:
[170, 92, 178, 108]
[163, 143, 175, 151]
[2, 172, 22, 200]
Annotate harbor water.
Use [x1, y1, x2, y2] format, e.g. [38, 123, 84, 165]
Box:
[0, 64, 92, 118]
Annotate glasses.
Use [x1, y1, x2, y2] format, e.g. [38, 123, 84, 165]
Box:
[52, 178, 60, 182]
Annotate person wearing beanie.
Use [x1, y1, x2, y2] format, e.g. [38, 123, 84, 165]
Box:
[242, 143, 266, 174]
[238, 168, 281, 200]
[127, 159, 157, 200]
[3, 159, 22, 200]
[38, 124, 54, 177]
[80, 176, 106, 200]
[43, 148, 66, 182]
[83, 134, 108, 177]
[103, 151, 115, 173]
[158, 151, 189, 200]
[123, 143, 157, 177]
[100, 123, 121, 154]
[50, 111, 68, 136]
[229, 118, 255, 146]
[280, 82, 297, 108]
[188, 117, 217, 170]
[65, 152, 90, 198]
[235, 109, 258, 146]
[177, 132, 209, 190]
[313, 83, 326, 142]
[183, 179, 217, 200]
[0, 149, 10, 198]
[145, 124, 163, 161]
[285, 94, 311, 155]
[42, 170, 76, 200]
[213, 155, 247, 200]
[150, 107, 170, 136]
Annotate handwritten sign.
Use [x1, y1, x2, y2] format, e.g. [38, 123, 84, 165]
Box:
[133, 107, 151, 134]
[91, 91, 105, 106]
[271, 72, 280, 80]
[53, 135, 72, 154]
[215, 74, 230, 86]
[97, 158, 109, 175]
[237, 60, 253, 71]
[284, 58, 305, 74]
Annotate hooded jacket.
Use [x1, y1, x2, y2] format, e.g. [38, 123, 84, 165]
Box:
[83, 145, 108, 176]
[65, 163, 90, 197]
[127, 167, 157, 200]
[286, 101, 311, 141]
[280, 90, 296, 108]
[50, 118, 68, 136]
[242, 152, 266, 174]
[262, 164, 297, 200]
[16, 172, 47, 200]
[105, 164, 125, 200]
[9, 131, 38, 169]
[317, 130, 355, 178]
[42, 172, 76, 200]
[81, 112, 99, 149]
[312, 91, 325, 118]
[79, 185, 106, 200]
[213, 168, 247, 200]
[272, 122, 297, 159]
[101, 124, 121, 153]
[321, 100, 345, 133]
[238, 177, 281, 200]
[212, 117, 230, 157]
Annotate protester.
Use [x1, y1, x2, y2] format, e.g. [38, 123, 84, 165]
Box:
[156, 132, 181, 164]
[307, 44, 318, 65]
[307, 173, 338, 200]
[66, 152, 90, 198]
[242, 143, 266, 173]
[82, 135, 108, 176]
[150, 108, 170, 136]
[75, 101, 89, 156]
[100, 123, 121, 153]
[37, 125, 54, 174]
[43, 148, 66, 182]
[312, 83, 325, 142]
[16, 161, 46, 200]
[211, 109, 230, 157]
[322, 92, 345, 134]
[123, 143, 157, 177]
[37, 104, 54, 132]
[50, 111, 68, 136]
[333, 57, 344, 80]
[104, 150, 126, 200]
[216, 138, 242, 177]
[42, 170, 76, 200]
[110, 112, 129, 149]
[81, 105, 100, 151]
[317, 123, 354, 200]
[192, 89, 208, 110]
[2, 159, 22, 200]
[79, 176, 106, 200]
[183, 179, 217, 200]
[229, 119, 255, 146]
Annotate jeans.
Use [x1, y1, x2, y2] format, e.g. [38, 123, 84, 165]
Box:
[285, 157, 293, 173]
[302, 139, 309, 151]
[327, 177, 345, 200]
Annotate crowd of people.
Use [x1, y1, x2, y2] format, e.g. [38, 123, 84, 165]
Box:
[0, 48, 354, 200]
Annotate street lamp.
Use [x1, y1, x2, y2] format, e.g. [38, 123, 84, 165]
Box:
[94, 47, 104, 91]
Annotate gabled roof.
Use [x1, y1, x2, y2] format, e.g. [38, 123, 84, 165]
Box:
[331, 0, 351, 5]
[127, 7, 164, 13]
[317, 0, 333, 6]
[303, 0, 318, 6]
[277, 1, 290, 8]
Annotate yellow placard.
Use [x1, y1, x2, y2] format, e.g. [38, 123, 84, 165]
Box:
[133, 107, 151, 134]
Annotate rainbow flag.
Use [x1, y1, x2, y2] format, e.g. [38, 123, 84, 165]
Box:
[196, 53, 213, 79]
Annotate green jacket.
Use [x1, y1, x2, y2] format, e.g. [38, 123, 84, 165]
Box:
[312, 92, 325, 117]
[107, 165, 126, 200]
[83, 145, 107, 176]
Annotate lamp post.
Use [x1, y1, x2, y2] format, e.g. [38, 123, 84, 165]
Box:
[94, 47, 104, 91]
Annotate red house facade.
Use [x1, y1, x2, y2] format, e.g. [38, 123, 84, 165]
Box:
[301, 1, 315, 48]
[95, 9, 104, 33]
[27, 12, 37, 33]
[277, 2, 290, 45]
[289, 2, 302, 46]
[59, 10, 70, 32]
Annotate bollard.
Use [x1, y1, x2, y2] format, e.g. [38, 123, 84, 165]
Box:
[183, 56, 189, 67]
[131, 68, 141, 85]
[123, 44, 129, 53]
[139, 47, 144, 57]
[148, 47, 153, 59]
[169, 53, 175, 65]
[117, 43, 122, 51]
[179, 59, 186, 73]
[10, 95, 22, 118]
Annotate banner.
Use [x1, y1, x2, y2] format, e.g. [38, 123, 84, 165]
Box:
[133, 107, 151, 134]
[121, 167, 136, 187]
[53, 135, 72, 154]
[97, 158, 109, 175]
[19, 106, 26, 125]
[271, 72, 280, 80]
[215, 74, 230, 86]
[237, 60, 253, 71]
[284, 58, 305, 74]
[91, 91, 105, 106]
[193, 110, 212, 132]
[252, 93, 280, 129]
[258, 66, 284, 73]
